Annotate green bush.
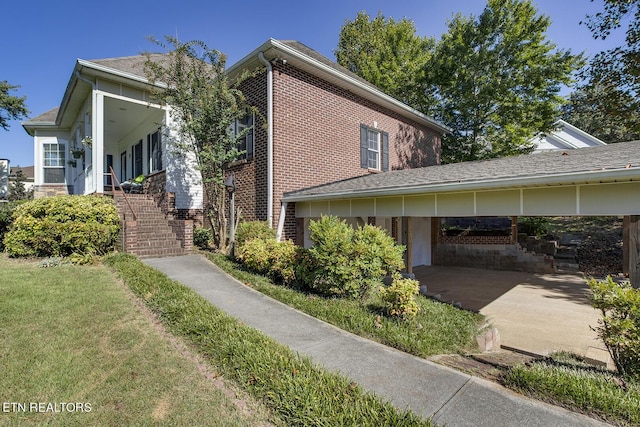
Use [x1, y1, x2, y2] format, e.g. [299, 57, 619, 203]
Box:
[379, 274, 420, 320]
[4, 195, 120, 257]
[236, 238, 297, 285]
[235, 220, 275, 249]
[588, 276, 640, 380]
[518, 216, 549, 237]
[0, 201, 22, 251]
[298, 216, 405, 299]
[193, 227, 213, 250]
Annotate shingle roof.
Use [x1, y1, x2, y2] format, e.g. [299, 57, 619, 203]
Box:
[24, 107, 59, 124]
[284, 141, 640, 201]
[87, 53, 169, 78]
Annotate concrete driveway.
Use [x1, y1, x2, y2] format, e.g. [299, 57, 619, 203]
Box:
[414, 266, 611, 366]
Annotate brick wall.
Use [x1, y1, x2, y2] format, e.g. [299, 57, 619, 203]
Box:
[229, 62, 442, 241]
[440, 235, 513, 245]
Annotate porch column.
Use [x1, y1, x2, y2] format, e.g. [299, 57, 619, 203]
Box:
[276, 202, 287, 242]
[630, 215, 640, 288]
[93, 92, 105, 194]
[402, 217, 413, 274]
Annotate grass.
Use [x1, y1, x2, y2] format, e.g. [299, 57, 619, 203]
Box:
[0, 256, 276, 426]
[103, 253, 433, 426]
[207, 252, 484, 357]
[504, 352, 640, 426]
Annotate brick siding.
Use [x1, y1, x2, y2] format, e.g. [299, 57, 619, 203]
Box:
[229, 62, 442, 241]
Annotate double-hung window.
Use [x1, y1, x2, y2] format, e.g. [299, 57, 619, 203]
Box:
[231, 112, 254, 160]
[360, 124, 389, 171]
[43, 143, 66, 183]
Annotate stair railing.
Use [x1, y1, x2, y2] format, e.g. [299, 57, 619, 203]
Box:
[109, 166, 137, 221]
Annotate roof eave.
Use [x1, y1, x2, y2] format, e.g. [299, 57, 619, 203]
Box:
[227, 39, 451, 134]
[282, 168, 640, 203]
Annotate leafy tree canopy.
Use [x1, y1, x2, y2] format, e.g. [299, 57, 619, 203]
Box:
[562, 83, 640, 143]
[577, 0, 640, 139]
[0, 81, 29, 131]
[143, 37, 256, 250]
[335, 11, 435, 111]
[428, 0, 584, 163]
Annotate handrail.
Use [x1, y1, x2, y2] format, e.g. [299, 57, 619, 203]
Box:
[109, 166, 137, 221]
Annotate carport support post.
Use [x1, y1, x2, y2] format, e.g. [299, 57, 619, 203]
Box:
[402, 217, 413, 274]
[630, 215, 640, 288]
[511, 216, 518, 244]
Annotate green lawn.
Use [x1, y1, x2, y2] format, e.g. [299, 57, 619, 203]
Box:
[0, 256, 277, 426]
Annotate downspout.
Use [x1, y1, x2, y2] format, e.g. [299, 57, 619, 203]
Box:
[258, 52, 274, 228]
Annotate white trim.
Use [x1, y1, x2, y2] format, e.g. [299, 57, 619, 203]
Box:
[283, 168, 640, 203]
[227, 39, 450, 134]
[258, 52, 274, 228]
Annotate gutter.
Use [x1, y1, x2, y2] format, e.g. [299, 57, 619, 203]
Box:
[258, 52, 274, 227]
[282, 167, 640, 203]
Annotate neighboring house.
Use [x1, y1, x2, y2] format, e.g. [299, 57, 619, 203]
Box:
[531, 119, 606, 152]
[0, 159, 8, 199]
[21, 39, 448, 248]
[8, 165, 35, 193]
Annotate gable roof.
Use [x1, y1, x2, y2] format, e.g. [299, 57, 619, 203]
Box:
[283, 140, 640, 202]
[532, 120, 606, 152]
[227, 38, 450, 134]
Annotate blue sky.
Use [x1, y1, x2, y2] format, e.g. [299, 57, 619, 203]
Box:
[1, 0, 625, 167]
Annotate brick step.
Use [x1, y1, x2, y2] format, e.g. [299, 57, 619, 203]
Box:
[134, 235, 182, 245]
[135, 248, 186, 258]
[137, 240, 182, 249]
[135, 237, 181, 245]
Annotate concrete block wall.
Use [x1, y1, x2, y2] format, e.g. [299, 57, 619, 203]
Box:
[433, 243, 555, 274]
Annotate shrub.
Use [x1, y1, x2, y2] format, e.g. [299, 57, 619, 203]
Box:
[518, 216, 549, 237]
[298, 216, 405, 299]
[588, 276, 640, 380]
[379, 274, 420, 320]
[0, 201, 22, 251]
[4, 195, 120, 257]
[236, 238, 297, 285]
[193, 227, 213, 250]
[235, 221, 275, 249]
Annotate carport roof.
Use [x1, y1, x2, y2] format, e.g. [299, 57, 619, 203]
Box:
[283, 141, 640, 202]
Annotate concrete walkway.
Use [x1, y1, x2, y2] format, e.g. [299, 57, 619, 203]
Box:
[143, 254, 609, 426]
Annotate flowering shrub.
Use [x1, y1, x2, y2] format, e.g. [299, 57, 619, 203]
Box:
[4, 195, 119, 257]
[379, 274, 420, 320]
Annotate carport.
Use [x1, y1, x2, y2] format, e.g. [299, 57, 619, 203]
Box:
[281, 141, 640, 287]
[414, 265, 607, 363]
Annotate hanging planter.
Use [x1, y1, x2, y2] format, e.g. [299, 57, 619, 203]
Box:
[71, 149, 84, 159]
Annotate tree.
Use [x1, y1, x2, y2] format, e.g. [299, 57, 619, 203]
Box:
[143, 37, 255, 251]
[562, 83, 640, 143]
[0, 81, 29, 131]
[579, 0, 640, 136]
[428, 0, 584, 163]
[8, 169, 33, 201]
[335, 11, 435, 111]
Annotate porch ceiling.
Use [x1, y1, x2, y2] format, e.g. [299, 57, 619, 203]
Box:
[103, 96, 163, 143]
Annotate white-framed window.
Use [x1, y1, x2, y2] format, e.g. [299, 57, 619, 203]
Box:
[231, 112, 254, 160]
[366, 128, 379, 170]
[360, 124, 389, 171]
[43, 143, 66, 183]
